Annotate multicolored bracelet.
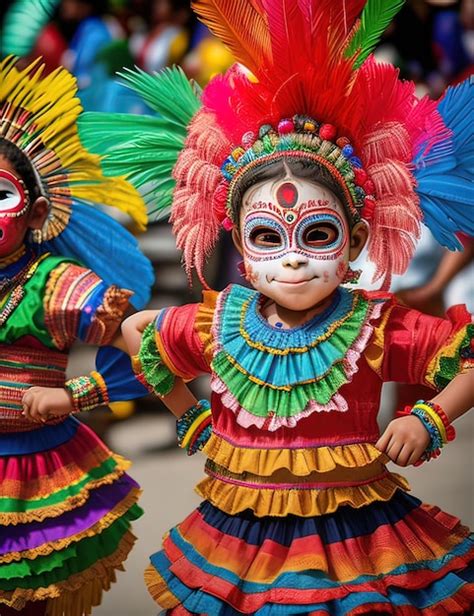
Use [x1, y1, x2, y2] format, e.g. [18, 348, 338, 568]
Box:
[65, 371, 110, 413]
[398, 399, 456, 464]
[176, 400, 212, 456]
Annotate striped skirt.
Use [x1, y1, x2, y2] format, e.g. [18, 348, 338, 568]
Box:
[145, 493, 474, 615]
[0, 416, 142, 616]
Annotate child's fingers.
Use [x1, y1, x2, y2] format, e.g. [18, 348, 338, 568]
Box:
[375, 428, 392, 452]
[393, 443, 413, 467]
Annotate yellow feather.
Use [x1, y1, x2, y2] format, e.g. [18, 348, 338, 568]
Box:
[0, 56, 147, 236]
[191, 0, 272, 73]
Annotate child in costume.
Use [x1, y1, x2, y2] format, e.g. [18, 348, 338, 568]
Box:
[81, 1, 473, 613]
[0, 57, 154, 616]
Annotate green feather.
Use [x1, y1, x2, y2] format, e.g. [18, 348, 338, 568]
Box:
[78, 66, 202, 217]
[0, 0, 60, 56]
[345, 0, 405, 68]
[117, 66, 202, 128]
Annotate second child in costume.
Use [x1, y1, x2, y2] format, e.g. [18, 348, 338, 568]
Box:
[83, 1, 473, 613]
[0, 57, 153, 616]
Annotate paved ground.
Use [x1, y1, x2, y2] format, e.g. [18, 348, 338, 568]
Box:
[91, 403, 474, 616]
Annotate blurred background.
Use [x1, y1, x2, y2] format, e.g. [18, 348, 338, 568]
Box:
[0, 1, 473, 614]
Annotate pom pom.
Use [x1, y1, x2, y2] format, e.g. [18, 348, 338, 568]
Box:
[342, 144, 354, 157]
[353, 168, 368, 185]
[336, 137, 350, 148]
[363, 179, 375, 194]
[278, 118, 294, 134]
[241, 131, 255, 148]
[319, 124, 337, 141]
[222, 217, 234, 230]
[350, 155, 363, 168]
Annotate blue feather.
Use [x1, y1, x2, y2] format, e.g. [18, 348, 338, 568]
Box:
[39, 202, 154, 309]
[413, 78, 473, 249]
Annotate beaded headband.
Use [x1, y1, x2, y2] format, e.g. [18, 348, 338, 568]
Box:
[220, 116, 376, 229]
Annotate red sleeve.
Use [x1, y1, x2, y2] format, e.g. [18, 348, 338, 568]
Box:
[366, 299, 472, 388]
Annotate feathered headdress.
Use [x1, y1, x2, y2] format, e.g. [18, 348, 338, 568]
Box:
[0, 56, 153, 308]
[80, 0, 473, 289]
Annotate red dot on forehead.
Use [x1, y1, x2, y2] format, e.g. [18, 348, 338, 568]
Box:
[276, 182, 298, 208]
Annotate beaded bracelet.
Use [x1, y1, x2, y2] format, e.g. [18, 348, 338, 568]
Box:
[407, 400, 455, 464]
[65, 371, 109, 413]
[416, 399, 456, 442]
[176, 400, 212, 456]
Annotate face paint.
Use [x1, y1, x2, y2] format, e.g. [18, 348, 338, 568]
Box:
[0, 168, 30, 259]
[239, 168, 351, 311]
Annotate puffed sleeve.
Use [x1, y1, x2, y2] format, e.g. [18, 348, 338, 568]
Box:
[366, 297, 473, 389]
[136, 290, 217, 396]
[43, 262, 132, 350]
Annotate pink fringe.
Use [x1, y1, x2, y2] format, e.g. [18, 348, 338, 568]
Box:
[171, 110, 232, 284]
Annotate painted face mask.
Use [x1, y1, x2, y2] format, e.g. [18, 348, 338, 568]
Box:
[239, 168, 351, 311]
[0, 169, 30, 258]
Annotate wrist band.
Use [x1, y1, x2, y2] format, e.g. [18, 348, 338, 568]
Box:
[176, 400, 212, 455]
[65, 371, 109, 413]
[406, 399, 455, 464]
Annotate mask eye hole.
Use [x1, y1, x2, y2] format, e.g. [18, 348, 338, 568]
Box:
[303, 223, 339, 248]
[249, 227, 283, 248]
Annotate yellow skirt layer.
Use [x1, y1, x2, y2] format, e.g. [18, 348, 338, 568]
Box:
[203, 433, 390, 476]
[195, 473, 410, 518]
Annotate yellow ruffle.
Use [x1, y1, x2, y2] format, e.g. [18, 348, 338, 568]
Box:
[195, 473, 410, 518]
[203, 433, 390, 477]
[0, 456, 131, 526]
[0, 487, 141, 564]
[0, 530, 136, 613]
[195, 290, 219, 366]
[144, 563, 180, 610]
[425, 323, 470, 389]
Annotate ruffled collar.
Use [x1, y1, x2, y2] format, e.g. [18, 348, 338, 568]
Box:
[210, 284, 386, 431]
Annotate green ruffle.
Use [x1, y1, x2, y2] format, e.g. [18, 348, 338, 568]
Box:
[434, 323, 474, 389]
[0, 457, 120, 513]
[0, 506, 141, 587]
[139, 321, 175, 396]
[212, 290, 376, 418]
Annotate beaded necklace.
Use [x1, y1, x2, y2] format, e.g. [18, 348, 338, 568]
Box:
[0, 254, 47, 326]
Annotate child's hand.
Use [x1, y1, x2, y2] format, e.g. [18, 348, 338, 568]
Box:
[22, 387, 74, 423]
[121, 310, 160, 355]
[375, 416, 430, 467]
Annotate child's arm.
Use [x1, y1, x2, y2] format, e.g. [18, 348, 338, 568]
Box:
[121, 310, 200, 418]
[376, 369, 473, 467]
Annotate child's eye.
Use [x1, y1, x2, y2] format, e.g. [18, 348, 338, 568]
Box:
[250, 227, 283, 248]
[303, 223, 339, 247]
[0, 190, 13, 199]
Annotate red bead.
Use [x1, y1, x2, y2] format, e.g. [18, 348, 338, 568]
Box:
[278, 119, 295, 134]
[241, 131, 255, 148]
[353, 168, 368, 185]
[363, 179, 375, 194]
[319, 124, 337, 141]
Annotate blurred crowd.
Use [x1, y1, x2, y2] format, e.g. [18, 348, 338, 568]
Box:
[1, 0, 472, 111]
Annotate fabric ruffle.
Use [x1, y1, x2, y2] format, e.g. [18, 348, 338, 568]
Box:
[0, 420, 132, 525]
[210, 286, 386, 430]
[195, 472, 409, 518]
[0, 419, 143, 614]
[203, 432, 390, 477]
[145, 495, 474, 615]
[425, 305, 473, 389]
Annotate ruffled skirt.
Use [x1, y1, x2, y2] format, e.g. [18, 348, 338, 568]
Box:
[145, 492, 474, 615]
[0, 416, 142, 615]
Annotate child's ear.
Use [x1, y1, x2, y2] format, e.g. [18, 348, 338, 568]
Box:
[349, 221, 369, 261]
[28, 197, 49, 230]
[232, 227, 244, 256]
